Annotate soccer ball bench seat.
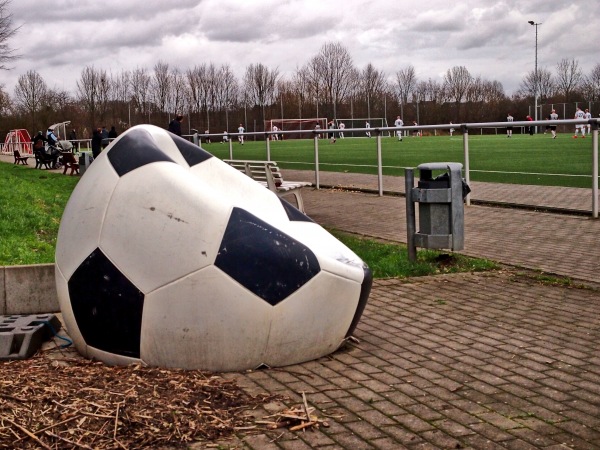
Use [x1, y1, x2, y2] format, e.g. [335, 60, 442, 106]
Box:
[55, 125, 372, 371]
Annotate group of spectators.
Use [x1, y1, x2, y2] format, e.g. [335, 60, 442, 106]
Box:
[91, 126, 118, 158]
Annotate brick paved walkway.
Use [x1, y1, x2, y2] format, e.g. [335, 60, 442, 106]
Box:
[212, 173, 600, 449]
[284, 169, 599, 215]
[218, 271, 600, 450]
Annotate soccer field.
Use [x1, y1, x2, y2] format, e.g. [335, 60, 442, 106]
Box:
[205, 133, 598, 189]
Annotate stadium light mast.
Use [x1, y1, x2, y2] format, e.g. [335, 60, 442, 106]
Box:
[528, 20, 541, 133]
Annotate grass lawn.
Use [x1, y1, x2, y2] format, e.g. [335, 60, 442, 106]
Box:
[0, 164, 79, 265]
[206, 132, 598, 188]
[0, 160, 497, 276]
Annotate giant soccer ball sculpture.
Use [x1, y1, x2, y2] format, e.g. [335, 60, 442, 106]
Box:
[55, 125, 372, 371]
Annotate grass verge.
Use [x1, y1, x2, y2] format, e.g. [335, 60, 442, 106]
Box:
[0, 161, 498, 280]
[331, 230, 498, 278]
[0, 163, 78, 265]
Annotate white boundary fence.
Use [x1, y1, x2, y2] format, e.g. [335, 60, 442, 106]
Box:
[205, 118, 600, 218]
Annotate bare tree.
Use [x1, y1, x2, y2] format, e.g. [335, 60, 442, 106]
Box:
[444, 66, 473, 121]
[152, 61, 172, 116]
[518, 67, 554, 101]
[169, 67, 187, 118]
[0, 84, 10, 115]
[308, 42, 356, 119]
[130, 67, 151, 119]
[77, 66, 107, 128]
[200, 64, 217, 130]
[444, 66, 472, 104]
[97, 71, 111, 125]
[213, 64, 238, 130]
[359, 63, 386, 120]
[186, 63, 219, 130]
[555, 58, 582, 102]
[292, 66, 310, 119]
[110, 70, 131, 128]
[243, 63, 279, 130]
[0, 0, 19, 70]
[303, 60, 323, 117]
[76, 66, 109, 127]
[14, 70, 47, 132]
[395, 65, 417, 118]
[186, 66, 202, 115]
[581, 63, 600, 102]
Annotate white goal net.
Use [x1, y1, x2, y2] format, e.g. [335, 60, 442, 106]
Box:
[264, 118, 328, 139]
[335, 118, 390, 137]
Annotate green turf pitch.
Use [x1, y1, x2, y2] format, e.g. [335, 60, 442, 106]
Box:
[206, 132, 597, 188]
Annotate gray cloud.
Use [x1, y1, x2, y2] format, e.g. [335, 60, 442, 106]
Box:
[0, 0, 598, 97]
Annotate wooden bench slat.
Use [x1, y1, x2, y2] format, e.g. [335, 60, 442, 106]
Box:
[224, 159, 311, 212]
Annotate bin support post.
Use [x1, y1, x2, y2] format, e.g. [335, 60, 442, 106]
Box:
[313, 134, 320, 189]
[592, 119, 598, 218]
[376, 130, 383, 196]
[462, 125, 470, 206]
[405, 168, 417, 262]
[449, 165, 465, 250]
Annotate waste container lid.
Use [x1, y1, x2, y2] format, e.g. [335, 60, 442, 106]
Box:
[417, 162, 463, 171]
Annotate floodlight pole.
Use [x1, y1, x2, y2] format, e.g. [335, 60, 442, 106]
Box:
[528, 20, 541, 133]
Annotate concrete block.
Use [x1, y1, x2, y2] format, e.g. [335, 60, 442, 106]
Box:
[4, 264, 58, 315]
[0, 267, 5, 314]
[0, 313, 61, 359]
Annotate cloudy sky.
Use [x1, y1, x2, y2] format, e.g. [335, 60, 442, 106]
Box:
[1, 0, 598, 97]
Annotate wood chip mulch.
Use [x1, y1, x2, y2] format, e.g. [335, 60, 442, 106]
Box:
[0, 348, 281, 449]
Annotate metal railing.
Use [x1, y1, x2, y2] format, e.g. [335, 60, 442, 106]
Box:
[2, 120, 596, 216]
[201, 118, 600, 218]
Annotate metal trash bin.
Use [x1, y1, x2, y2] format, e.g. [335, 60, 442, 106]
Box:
[405, 162, 470, 261]
[78, 151, 94, 175]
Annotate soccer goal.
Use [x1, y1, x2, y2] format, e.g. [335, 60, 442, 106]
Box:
[335, 118, 390, 138]
[264, 118, 328, 139]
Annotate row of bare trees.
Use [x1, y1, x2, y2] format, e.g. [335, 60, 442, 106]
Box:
[517, 58, 600, 103]
[5, 41, 600, 139]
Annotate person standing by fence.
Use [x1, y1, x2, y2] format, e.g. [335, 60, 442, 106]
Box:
[101, 126, 110, 149]
[394, 116, 403, 141]
[584, 109, 592, 135]
[238, 124, 245, 145]
[69, 129, 77, 151]
[526, 115, 534, 135]
[168, 114, 184, 136]
[328, 120, 337, 143]
[91, 128, 102, 158]
[550, 109, 558, 139]
[108, 126, 118, 141]
[338, 121, 345, 139]
[506, 113, 514, 137]
[574, 107, 585, 138]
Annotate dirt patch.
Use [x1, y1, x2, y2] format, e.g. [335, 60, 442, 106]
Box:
[0, 347, 280, 449]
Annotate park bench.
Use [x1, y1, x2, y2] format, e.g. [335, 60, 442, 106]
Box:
[13, 150, 31, 165]
[224, 159, 312, 212]
[34, 149, 60, 169]
[61, 152, 80, 175]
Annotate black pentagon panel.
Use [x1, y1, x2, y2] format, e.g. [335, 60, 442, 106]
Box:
[279, 197, 314, 222]
[344, 265, 373, 338]
[170, 133, 213, 166]
[68, 248, 144, 358]
[215, 207, 320, 306]
[108, 128, 175, 176]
